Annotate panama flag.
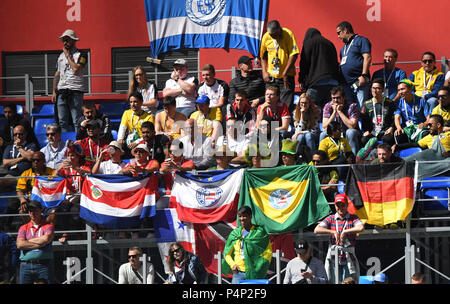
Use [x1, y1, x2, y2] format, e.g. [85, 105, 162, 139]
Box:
[170, 169, 243, 223]
[143, 0, 268, 58]
[30, 176, 67, 209]
[80, 174, 159, 228]
[153, 208, 196, 274]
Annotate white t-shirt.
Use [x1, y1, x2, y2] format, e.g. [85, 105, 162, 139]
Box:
[118, 262, 155, 284]
[98, 159, 127, 174]
[56, 49, 86, 91]
[164, 76, 198, 108]
[197, 79, 229, 108]
[216, 134, 249, 154]
[138, 82, 158, 114]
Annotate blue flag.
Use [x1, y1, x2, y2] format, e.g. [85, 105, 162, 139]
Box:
[143, 0, 268, 58]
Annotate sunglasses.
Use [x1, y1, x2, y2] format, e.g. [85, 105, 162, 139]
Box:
[128, 254, 139, 259]
[13, 133, 24, 136]
[46, 132, 56, 137]
[427, 123, 433, 127]
[438, 95, 448, 100]
[171, 248, 182, 255]
[422, 59, 434, 64]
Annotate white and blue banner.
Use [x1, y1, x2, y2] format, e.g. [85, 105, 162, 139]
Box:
[143, 0, 268, 58]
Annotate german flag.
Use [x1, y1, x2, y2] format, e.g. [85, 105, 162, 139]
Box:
[345, 162, 416, 227]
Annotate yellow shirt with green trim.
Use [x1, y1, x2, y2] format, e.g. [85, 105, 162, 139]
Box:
[190, 108, 222, 137]
[418, 131, 450, 151]
[431, 105, 450, 126]
[119, 109, 155, 139]
[318, 137, 352, 162]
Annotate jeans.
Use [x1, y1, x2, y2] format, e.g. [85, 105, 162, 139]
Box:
[19, 261, 52, 284]
[231, 271, 246, 284]
[57, 90, 84, 133]
[296, 131, 319, 151]
[177, 106, 196, 118]
[319, 128, 361, 156]
[344, 83, 369, 109]
[327, 262, 360, 284]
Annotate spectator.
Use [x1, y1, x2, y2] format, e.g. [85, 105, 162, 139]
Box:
[429, 86, 450, 132]
[243, 143, 269, 169]
[40, 123, 67, 170]
[0, 125, 39, 191]
[280, 139, 299, 166]
[371, 143, 404, 164]
[215, 118, 250, 166]
[411, 272, 426, 284]
[298, 28, 340, 108]
[394, 79, 431, 144]
[175, 119, 215, 170]
[118, 246, 155, 284]
[75, 101, 113, 142]
[283, 239, 327, 284]
[252, 116, 281, 153]
[190, 95, 223, 141]
[162, 58, 198, 118]
[256, 86, 291, 139]
[321, 86, 361, 155]
[128, 66, 159, 115]
[360, 78, 396, 147]
[310, 150, 339, 203]
[52, 29, 87, 133]
[154, 96, 187, 141]
[393, 114, 450, 158]
[319, 121, 354, 178]
[166, 242, 207, 284]
[120, 143, 159, 176]
[409, 51, 444, 111]
[197, 64, 229, 109]
[314, 193, 365, 284]
[336, 21, 372, 107]
[208, 145, 236, 171]
[445, 71, 450, 87]
[160, 142, 195, 195]
[224, 90, 257, 137]
[260, 20, 299, 109]
[223, 206, 272, 283]
[0, 231, 19, 283]
[135, 121, 170, 165]
[292, 93, 321, 151]
[117, 92, 155, 154]
[16, 152, 55, 215]
[92, 141, 126, 174]
[372, 48, 407, 102]
[0, 103, 37, 160]
[228, 56, 266, 109]
[76, 120, 110, 167]
[16, 200, 54, 284]
[372, 272, 388, 284]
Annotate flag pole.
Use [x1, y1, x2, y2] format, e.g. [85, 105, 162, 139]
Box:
[146, 57, 161, 65]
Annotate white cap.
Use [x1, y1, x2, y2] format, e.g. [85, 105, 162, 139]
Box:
[59, 29, 79, 41]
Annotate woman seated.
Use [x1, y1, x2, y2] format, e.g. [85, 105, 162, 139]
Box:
[165, 242, 207, 284]
[291, 93, 321, 151]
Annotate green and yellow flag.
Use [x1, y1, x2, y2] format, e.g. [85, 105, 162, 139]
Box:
[239, 165, 331, 234]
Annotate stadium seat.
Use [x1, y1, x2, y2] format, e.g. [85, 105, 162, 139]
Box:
[239, 279, 270, 284]
[0, 192, 15, 213]
[359, 276, 374, 284]
[31, 104, 55, 118]
[338, 180, 345, 194]
[34, 118, 56, 135]
[37, 133, 49, 148]
[111, 129, 118, 140]
[397, 147, 422, 158]
[98, 102, 128, 120]
[61, 132, 77, 143]
[419, 177, 450, 216]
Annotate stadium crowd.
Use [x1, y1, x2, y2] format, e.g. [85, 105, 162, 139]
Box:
[0, 21, 449, 284]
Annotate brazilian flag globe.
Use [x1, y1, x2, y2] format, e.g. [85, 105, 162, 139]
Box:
[239, 165, 331, 234]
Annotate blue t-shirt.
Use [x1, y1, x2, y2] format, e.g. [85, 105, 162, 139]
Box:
[372, 67, 407, 100]
[394, 95, 430, 126]
[2, 142, 38, 176]
[339, 35, 371, 84]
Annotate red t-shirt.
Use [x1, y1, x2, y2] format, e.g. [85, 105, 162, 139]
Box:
[257, 102, 291, 122]
[77, 137, 110, 167]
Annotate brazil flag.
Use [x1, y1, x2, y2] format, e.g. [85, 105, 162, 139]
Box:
[239, 165, 331, 234]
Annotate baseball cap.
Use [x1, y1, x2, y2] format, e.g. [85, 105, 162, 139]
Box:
[59, 29, 79, 41]
[238, 55, 253, 65]
[173, 58, 187, 66]
[334, 193, 348, 205]
[196, 95, 210, 104]
[294, 239, 309, 254]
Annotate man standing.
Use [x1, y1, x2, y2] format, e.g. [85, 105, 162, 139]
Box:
[118, 246, 154, 284]
[314, 193, 364, 284]
[162, 58, 198, 118]
[222, 206, 272, 284]
[16, 200, 55, 284]
[409, 51, 445, 111]
[336, 21, 372, 108]
[40, 124, 67, 170]
[52, 29, 87, 133]
[228, 56, 266, 109]
[260, 20, 299, 109]
[283, 239, 327, 284]
[197, 64, 229, 109]
[372, 49, 407, 102]
[298, 28, 341, 108]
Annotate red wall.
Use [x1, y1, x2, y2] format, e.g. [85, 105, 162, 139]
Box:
[1, 0, 449, 102]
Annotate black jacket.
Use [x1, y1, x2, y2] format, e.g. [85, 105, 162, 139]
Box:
[228, 70, 266, 105]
